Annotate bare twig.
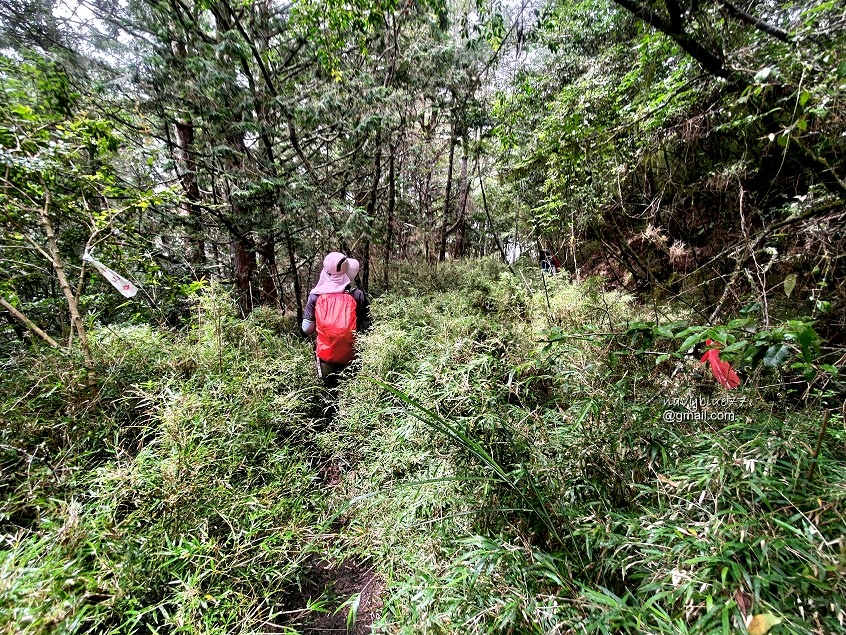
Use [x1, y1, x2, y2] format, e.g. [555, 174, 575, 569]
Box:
[806, 408, 831, 483]
[0, 295, 59, 348]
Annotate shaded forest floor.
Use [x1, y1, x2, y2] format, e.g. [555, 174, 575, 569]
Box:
[1, 260, 844, 634]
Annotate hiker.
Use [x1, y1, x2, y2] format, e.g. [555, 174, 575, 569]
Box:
[302, 252, 369, 389]
[540, 249, 559, 274]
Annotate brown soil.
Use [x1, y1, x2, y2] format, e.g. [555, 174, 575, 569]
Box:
[319, 460, 342, 487]
[282, 556, 384, 634]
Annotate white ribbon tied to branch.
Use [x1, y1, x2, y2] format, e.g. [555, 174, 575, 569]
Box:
[83, 252, 138, 298]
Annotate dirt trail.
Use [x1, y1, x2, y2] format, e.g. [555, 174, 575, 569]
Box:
[281, 389, 383, 633]
[283, 556, 384, 634]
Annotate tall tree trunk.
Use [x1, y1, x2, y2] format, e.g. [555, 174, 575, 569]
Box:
[168, 40, 206, 270]
[283, 227, 303, 322]
[438, 127, 457, 262]
[233, 234, 256, 316]
[257, 235, 279, 307]
[384, 149, 395, 292]
[362, 142, 382, 293]
[173, 119, 206, 269]
[222, 119, 258, 316]
[452, 150, 469, 259]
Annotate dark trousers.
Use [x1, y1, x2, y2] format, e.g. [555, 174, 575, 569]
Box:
[316, 357, 349, 390]
[315, 356, 349, 426]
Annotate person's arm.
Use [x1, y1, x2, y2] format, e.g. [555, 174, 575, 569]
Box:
[352, 289, 370, 332]
[302, 294, 318, 334]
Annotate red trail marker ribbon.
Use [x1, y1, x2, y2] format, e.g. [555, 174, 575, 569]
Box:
[700, 339, 740, 389]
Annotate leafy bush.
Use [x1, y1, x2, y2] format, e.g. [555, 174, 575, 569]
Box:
[3, 265, 844, 635]
[323, 263, 846, 634]
[0, 288, 327, 634]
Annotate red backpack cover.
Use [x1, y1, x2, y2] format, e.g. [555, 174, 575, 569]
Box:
[315, 292, 358, 364]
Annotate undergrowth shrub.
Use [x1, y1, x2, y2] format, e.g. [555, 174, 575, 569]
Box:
[323, 262, 846, 635]
[3, 263, 844, 635]
[0, 287, 327, 634]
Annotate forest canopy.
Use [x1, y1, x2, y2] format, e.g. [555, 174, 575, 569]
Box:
[0, 0, 844, 347]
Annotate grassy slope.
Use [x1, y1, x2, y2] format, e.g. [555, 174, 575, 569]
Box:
[1, 263, 844, 634]
[1, 296, 326, 633]
[329, 261, 845, 634]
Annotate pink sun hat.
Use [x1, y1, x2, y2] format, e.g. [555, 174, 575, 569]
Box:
[346, 258, 360, 281]
[310, 251, 352, 294]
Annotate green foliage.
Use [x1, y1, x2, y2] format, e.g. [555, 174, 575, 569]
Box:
[0, 288, 327, 633]
[2, 262, 845, 633]
[320, 262, 846, 634]
[0, 51, 175, 341]
[620, 315, 837, 387]
[489, 0, 846, 341]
